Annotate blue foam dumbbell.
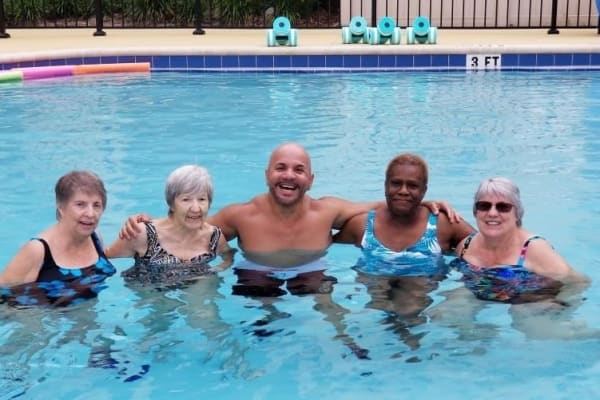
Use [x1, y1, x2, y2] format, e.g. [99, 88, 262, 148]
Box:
[367, 16, 401, 45]
[342, 16, 369, 44]
[406, 16, 438, 44]
[267, 16, 298, 47]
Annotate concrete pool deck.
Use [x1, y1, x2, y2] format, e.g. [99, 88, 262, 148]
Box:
[1, 28, 600, 62]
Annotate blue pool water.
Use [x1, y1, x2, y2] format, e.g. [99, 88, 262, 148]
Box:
[1, 71, 600, 399]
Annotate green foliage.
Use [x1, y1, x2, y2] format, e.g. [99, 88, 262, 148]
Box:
[6, 0, 43, 25]
[130, 0, 174, 25]
[174, 0, 195, 25]
[46, 0, 93, 19]
[216, 0, 262, 26]
[3, 0, 338, 27]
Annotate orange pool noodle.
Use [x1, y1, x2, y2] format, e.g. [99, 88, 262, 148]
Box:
[73, 62, 150, 75]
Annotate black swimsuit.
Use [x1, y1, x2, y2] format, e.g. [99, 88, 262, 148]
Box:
[0, 232, 116, 307]
[121, 221, 221, 286]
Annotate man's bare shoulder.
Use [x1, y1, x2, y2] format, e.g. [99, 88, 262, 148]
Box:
[217, 195, 264, 214]
[211, 195, 266, 227]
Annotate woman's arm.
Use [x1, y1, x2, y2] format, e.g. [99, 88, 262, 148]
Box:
[105, 221, 149, 259]
[210, 234, 236, 272]
[527, 239, 589, 284]
[0, 240, 45, 286]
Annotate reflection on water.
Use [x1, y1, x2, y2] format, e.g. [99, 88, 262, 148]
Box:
[1, 71, 600, 399]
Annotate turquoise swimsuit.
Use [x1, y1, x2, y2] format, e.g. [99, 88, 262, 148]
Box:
[450, 233, 562, 303]
[355, 210, 446, 277]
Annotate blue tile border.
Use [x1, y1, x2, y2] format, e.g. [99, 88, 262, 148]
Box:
[3, 52, 600, 72]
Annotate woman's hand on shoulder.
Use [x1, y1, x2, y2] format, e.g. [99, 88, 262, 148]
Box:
[118, 213, 151, 240]
[422, 200, 463, 223]
[104, 216, 150, 259]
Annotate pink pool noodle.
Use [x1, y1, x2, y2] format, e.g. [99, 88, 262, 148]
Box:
[18, 65, 75, 80]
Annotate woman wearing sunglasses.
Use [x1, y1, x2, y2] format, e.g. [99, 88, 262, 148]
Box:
[452, 177, 588, 304]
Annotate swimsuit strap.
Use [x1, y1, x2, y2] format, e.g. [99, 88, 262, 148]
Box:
[459, 233, 476, 258]
[427, 212, 438, 228]
[208, 227, 221, 254]
[516, 235, 543, 266]
[89, 232, 105, 258]
[31, 233, 104, 274]
[366, 209, 376, 235]
[360, 209, 376, 248]
[143, 222, 159, 258]
[32, 237, 57, 269]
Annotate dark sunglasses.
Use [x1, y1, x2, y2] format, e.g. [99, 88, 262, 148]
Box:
[475, 201, 514, 213]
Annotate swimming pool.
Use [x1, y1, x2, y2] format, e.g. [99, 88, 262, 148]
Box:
[1, 71, 600, 399]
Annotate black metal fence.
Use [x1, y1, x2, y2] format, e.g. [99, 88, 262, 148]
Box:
[343, 0, 599, 29]
[1, 0, 599, 37]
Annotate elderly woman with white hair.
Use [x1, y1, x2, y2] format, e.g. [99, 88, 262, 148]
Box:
[106, 165, 234, 286]
[451, 177, 588, 303]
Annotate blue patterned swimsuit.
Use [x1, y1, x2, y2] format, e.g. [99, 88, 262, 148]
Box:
[0, 232, 116, 307]
[355, 210, 446, 277]
[450, 233, 563, 303]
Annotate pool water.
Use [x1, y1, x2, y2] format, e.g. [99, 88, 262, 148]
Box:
[1, 71, 600, 399]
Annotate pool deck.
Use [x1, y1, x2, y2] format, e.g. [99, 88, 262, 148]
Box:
[1, 28, 600, 62]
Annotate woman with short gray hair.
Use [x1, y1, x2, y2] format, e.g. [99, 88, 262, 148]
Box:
[106, 165, 234, 286]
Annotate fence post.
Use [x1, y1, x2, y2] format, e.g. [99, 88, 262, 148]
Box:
[193, 0, 205, 35]
[371, 0, 377, 27]
[547, 0, 559, 34]
[0, 0, 10, 38]
[93, 0, 106, 36]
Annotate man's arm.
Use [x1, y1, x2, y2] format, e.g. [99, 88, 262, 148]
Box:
[207, 205, 240, 242]
[320, 196, 380, 230]
[333, 212, 368, 246]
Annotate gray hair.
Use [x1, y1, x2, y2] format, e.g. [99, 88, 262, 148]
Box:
[165, 165, 213, 215]
[473, 177, 524, 227]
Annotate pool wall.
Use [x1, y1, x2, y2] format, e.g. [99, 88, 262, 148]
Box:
[2, 52, 600, 72]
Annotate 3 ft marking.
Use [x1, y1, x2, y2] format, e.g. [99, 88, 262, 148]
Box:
[467, 54, 502, 70]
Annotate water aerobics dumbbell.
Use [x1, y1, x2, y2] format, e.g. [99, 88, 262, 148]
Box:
[267, 16, 298, 47]
[406, 16, 438, 44]
[342, 16, 369, 44]
[367, 16, 401, 45]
